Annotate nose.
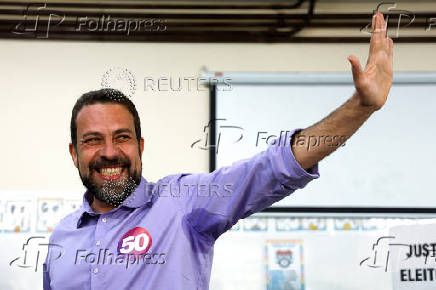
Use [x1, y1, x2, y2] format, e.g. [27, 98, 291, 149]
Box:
[100, 139, 120, 160]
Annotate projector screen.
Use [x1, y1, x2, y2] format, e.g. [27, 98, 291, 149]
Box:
[212, 72, 436, 209]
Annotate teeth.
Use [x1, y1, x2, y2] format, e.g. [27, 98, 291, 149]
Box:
[100, 167, 122, 175]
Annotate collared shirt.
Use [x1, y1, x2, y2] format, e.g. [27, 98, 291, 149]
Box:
[43, 130, 320, 290]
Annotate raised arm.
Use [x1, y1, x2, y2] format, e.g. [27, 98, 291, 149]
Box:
[292, 12, 393, 170]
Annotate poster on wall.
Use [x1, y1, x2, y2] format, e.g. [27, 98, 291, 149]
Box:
[276, 218, 300, 231]
[300, 218, 326, 231]
[244, 218, 268, 231]
[36, 198, 64, 232]
[334, 218, 361, 230]
[3, 200, 32, 232]
[265, 239, 304, 290]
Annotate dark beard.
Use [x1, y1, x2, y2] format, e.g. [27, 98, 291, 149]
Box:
[82, 174, 140, 207]
[79, 156, 142, 207]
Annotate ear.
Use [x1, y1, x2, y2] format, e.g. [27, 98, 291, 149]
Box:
[139, 137, 144, 156]
[69, 143, 79, 168]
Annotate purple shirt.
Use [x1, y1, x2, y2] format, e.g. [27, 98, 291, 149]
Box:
[43, 130, 319, 290]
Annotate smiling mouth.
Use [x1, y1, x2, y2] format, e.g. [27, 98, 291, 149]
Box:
[95, 166, 126, 181]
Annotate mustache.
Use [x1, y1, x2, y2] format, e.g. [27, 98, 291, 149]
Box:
[89, 156, 131, 170]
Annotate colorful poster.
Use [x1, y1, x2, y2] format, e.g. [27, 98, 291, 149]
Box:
[276, 218, 300, 231]
[300, 218, 326, 231]
[334, 218, 361, 230]
[244, 218, 268, 231]
[3, 200, 32, 232]
[36, 198, 64, 232]
[265, 239, 304, 290]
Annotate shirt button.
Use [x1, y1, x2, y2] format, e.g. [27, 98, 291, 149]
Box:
[95, 241, 101, 246]
[102, 217, 107, 223]
[94, 268, 99, 274]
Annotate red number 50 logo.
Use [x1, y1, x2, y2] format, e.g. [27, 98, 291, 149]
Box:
[117, 227, 152, 255]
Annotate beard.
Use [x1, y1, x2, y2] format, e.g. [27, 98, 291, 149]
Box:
[78, 156, 141, 207]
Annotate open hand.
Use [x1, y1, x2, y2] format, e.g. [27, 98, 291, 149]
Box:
[348, 13, 393, 111]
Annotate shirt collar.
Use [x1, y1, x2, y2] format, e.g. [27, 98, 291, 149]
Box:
[76, 176, 154, 228]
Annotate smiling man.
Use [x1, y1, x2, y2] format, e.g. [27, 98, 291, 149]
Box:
[69, 97, 144, 212]
[43, 13, 392, 290]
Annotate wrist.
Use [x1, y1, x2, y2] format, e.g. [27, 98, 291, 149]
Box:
[351, 91, 379, 114]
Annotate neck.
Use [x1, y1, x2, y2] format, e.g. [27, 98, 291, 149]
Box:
[91, 197, 116, 214]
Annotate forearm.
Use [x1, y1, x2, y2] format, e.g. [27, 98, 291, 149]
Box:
[291, 91, 377, 170]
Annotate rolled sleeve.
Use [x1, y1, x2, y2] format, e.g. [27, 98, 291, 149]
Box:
[272, 128, 320, 191]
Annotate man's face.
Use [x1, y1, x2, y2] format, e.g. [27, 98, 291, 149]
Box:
[69, 103, 144, 206]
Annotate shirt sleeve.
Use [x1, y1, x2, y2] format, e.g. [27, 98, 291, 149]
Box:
[160, 129, 320, 241]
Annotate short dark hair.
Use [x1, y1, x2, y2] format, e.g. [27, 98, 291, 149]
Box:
[71, 88, 141, 150]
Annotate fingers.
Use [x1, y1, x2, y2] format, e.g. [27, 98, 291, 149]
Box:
[370, 13, 387, 53]
[348, 55, 363, 82]
[372, 12, 387, 35]
[371, 12, 376, 33]
[369, 13, 393, 62]
[388, 37, 393, 58]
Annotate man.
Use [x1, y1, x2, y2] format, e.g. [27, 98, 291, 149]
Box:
[43, 13, 392, 290]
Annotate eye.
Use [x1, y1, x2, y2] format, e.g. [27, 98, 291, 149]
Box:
[82, 137, 103, 146]
[115, 135, 131, 143]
